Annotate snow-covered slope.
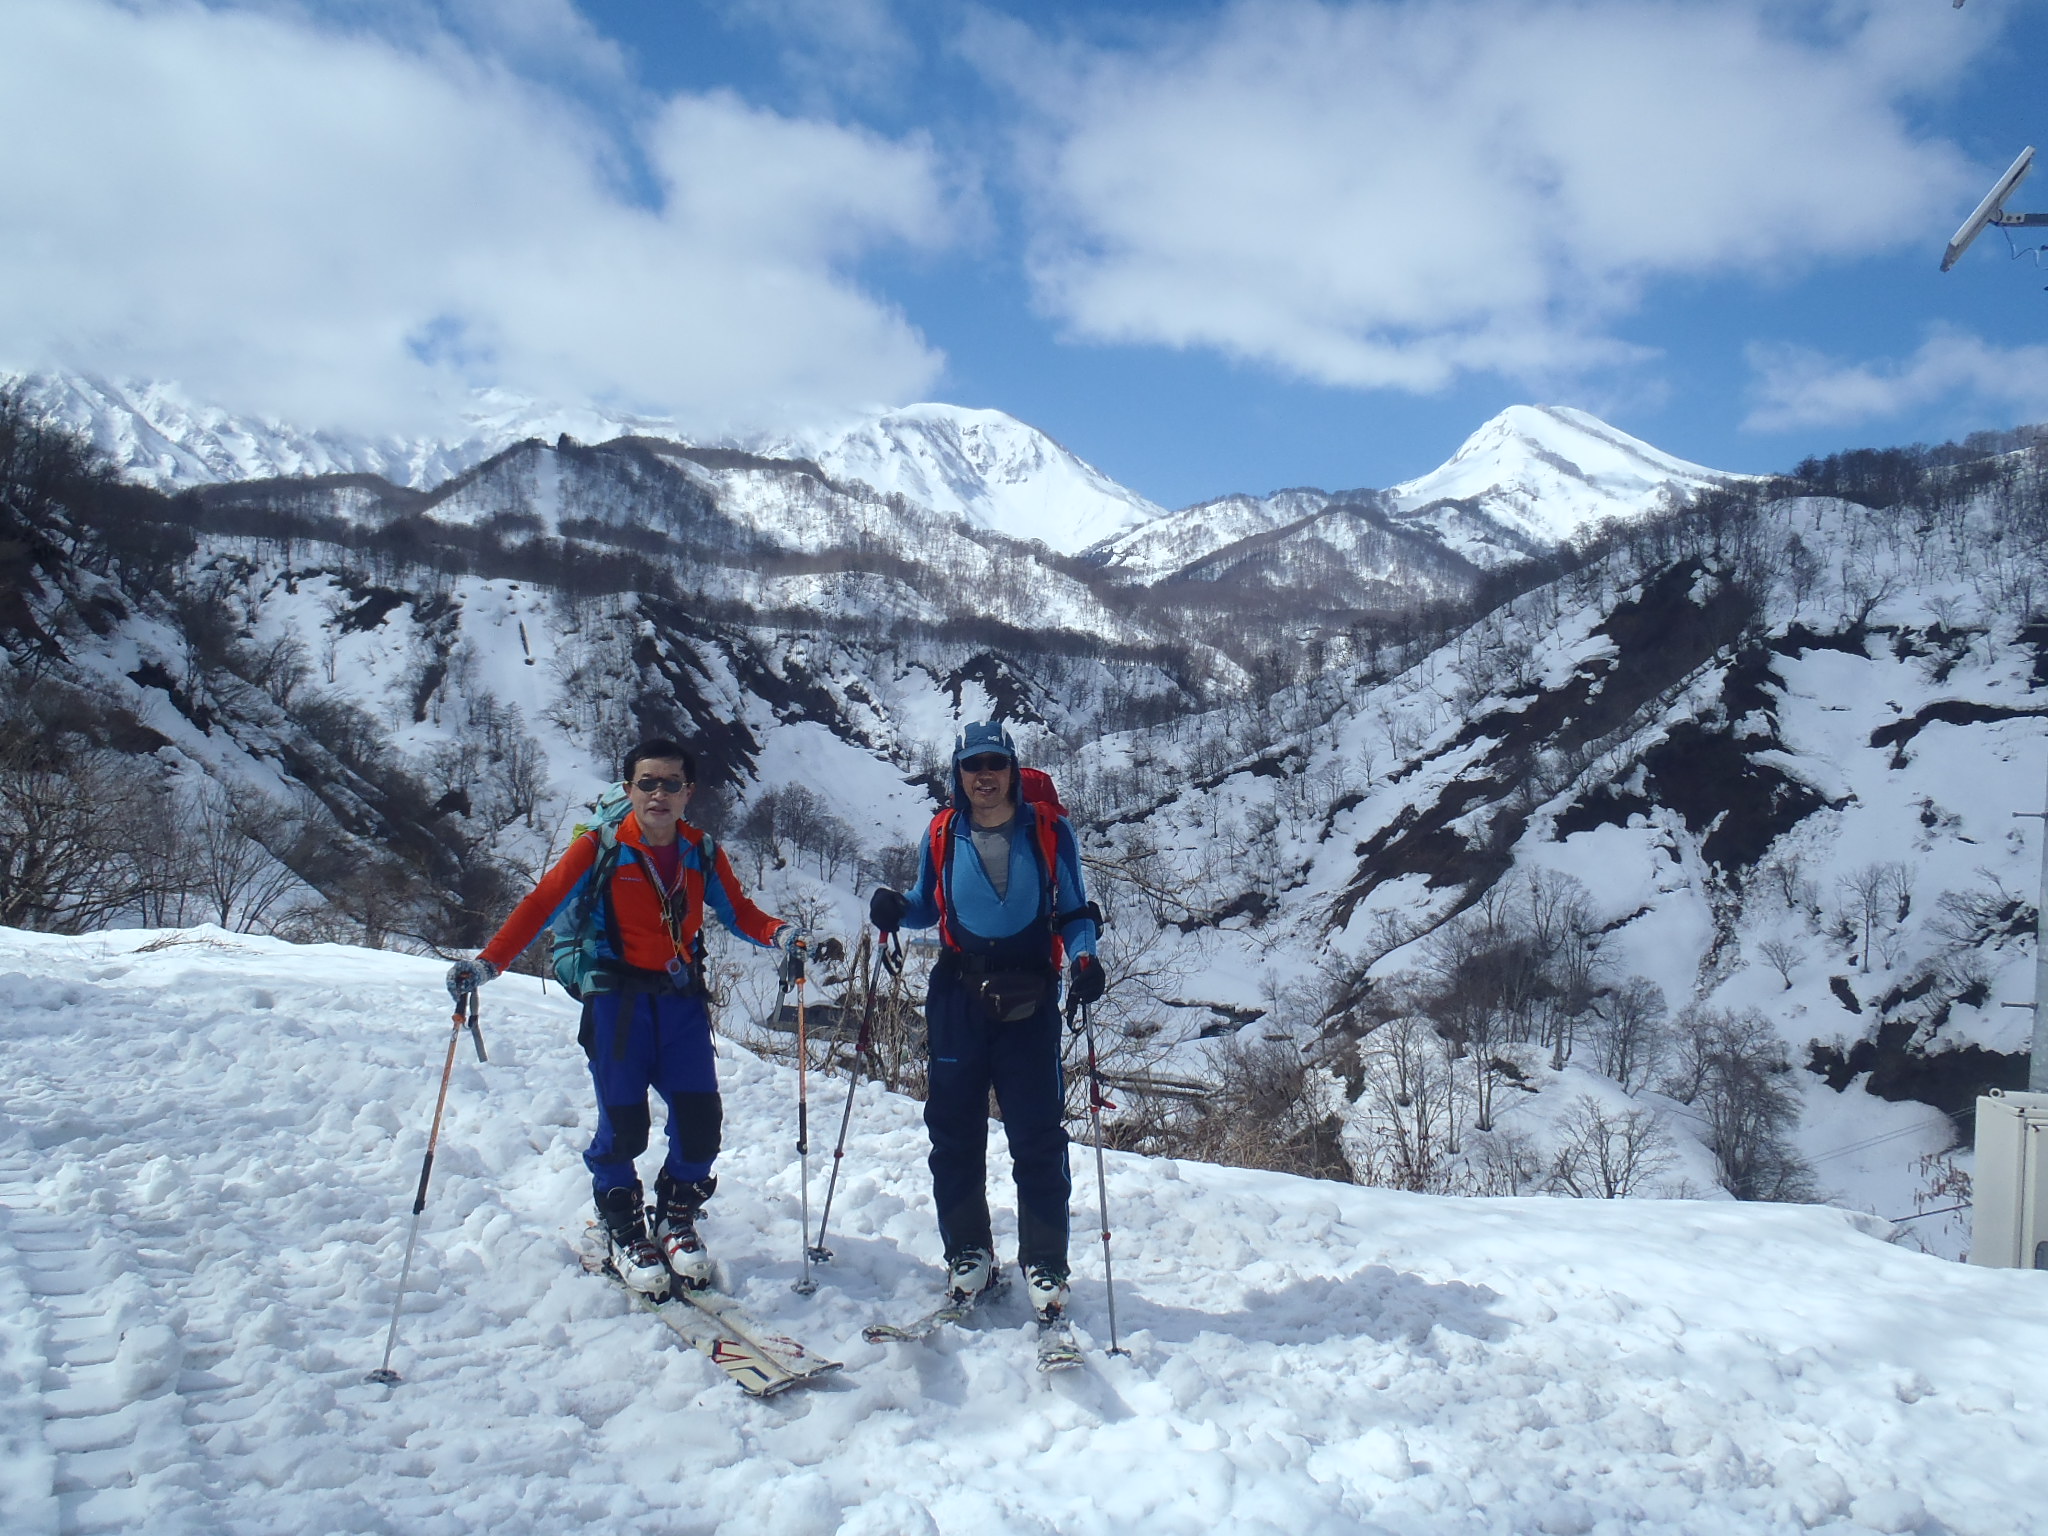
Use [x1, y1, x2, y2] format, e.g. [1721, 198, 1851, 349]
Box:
[1089, 488, 1343, 583]
[1155, 498, 1480, 611]
[1, 925, 2042, 1534]
[1389, 405, 1735, 567]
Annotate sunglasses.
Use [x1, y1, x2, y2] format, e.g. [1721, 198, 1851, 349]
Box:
[959, 754, 1012, 774]
[631, 775, 690, 795]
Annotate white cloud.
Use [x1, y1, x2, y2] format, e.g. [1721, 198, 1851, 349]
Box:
[720, 0, 920, 107]
[1743, 327, 2048, 434]
[0, 0, 959, 436]
[979, 0, 1988, 393]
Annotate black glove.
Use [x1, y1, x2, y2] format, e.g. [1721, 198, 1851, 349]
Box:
[869, 887, 907, 933]
[775, 925, 807, 987]
[1067, 954, 1105, 1006]
[445, 956, 498, 1001]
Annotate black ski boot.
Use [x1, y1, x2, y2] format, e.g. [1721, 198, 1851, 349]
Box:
[597, 1183, 671, 1296]
[654, 1171, 717, 1290]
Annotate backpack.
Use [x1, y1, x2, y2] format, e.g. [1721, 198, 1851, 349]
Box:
[546, 784, 636, 1000]
[927, 767, 1088, 964]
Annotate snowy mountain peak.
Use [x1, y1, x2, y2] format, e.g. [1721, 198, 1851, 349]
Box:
[800, 403, 1166, 554]
[1091, 405, 1732, 583]
[1389, 404, 1734, 561]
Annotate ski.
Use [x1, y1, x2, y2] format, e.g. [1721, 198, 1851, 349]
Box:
[1035, 1313, 1084, 1372]
[581, 1237, 841, 1396]
[675, 1285, 842, 1383]
[862, 1276, 1010, 1344]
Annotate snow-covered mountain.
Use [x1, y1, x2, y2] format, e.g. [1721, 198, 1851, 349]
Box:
[12, 375, 1158, 556]
[1, 925, 2044, 1533]
[16, 374, 644, 493]
[21, 376, 1726, 572]
[1387, 404, 1737, 566]
[791, 404, 1166, 554]
[1091, 404, 1737, 585]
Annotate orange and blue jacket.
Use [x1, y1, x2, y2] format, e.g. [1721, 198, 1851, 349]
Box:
[479, 812, 783, 976]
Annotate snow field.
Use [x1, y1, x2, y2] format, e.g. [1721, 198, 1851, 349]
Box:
[2, 927, 2047, 1533]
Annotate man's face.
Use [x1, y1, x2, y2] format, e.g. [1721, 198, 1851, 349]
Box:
[626, 757, 692, 836]
[960, 752, 1013, 816]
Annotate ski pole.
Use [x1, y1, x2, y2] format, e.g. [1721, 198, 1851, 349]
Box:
[1074, 995, 1129, 1357]
[790, 936, 818, 1296]
[368, 987, 484, 1386]
[809, 929, 895, 1263]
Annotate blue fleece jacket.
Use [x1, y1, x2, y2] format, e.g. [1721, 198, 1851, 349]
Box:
[897, 750, 1097, 960]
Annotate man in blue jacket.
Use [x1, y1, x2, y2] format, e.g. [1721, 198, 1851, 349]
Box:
[869, 722, 1104, 1319]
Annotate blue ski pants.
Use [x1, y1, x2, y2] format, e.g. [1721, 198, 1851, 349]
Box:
[923, 966, 1070, 1270]
[580, 989, 721, 1196]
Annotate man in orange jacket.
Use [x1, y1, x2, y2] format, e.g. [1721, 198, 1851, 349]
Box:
[446, 737, 793, 1294]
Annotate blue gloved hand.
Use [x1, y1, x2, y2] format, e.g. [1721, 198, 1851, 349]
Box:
[1067, 954, 1105, 1006]
[445, 956, 498, 1001]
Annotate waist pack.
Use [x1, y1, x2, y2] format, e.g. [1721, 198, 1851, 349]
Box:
[968, 970, 1050, 1024]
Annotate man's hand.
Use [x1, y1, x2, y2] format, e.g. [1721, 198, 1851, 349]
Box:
[1067, 954, 1105, 1006]
[776, 925, 808, 987]
[445, 957, 498, 1001]
[869, 887, 907, 933]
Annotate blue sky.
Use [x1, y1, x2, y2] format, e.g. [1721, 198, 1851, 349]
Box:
[3, 0, 2046, 508]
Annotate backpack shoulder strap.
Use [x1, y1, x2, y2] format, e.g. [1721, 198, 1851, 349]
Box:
[1026, 802, 1062, 915]
[928, 808, 958, 951]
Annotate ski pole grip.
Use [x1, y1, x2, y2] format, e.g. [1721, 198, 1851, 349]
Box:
[463, 993, 487, 1062]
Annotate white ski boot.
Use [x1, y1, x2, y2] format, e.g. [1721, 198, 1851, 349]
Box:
[654, 1171, 717, 1290]
[945, 1247, 997, 1302]
[596, 1184, 671, 1296]
[1025, 1264, 1070, 1321]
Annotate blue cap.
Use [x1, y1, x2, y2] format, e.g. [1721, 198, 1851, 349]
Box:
[953, 722, 1017, 765]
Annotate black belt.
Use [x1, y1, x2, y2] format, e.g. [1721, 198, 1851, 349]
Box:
[587, 963, 701, 998]
[939, 952, 1052, 978]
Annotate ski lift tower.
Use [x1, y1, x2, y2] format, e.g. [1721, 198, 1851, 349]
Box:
[1940, 147, 2048, 272]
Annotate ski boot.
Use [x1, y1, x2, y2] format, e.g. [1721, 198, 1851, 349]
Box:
[945, 1247, 997, 1302]
[653, 1171, 717, 1291]
[1025, 1263, 1070, 1321]
[596, 1183, 671, 1296]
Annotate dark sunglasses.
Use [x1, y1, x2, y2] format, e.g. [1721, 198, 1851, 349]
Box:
[631, 775, 689, 794]
[959, 754, 1012, 774]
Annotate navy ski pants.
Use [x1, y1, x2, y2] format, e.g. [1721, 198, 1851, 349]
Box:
[580, 989, 721, 1196]
[923, 967, 1070, 1270]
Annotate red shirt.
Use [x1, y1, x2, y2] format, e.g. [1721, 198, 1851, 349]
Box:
[479, 813, 782, 974]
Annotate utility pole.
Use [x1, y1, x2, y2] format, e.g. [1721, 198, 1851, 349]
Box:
[2031, 745, 2048, 1090]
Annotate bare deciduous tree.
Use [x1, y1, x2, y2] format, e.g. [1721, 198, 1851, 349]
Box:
[1836, 861, 1913, 974]
[1586, 976, 1667, 1093]
[1546, 1096, 1675, 1198]
[1757, 936, 1802, 990]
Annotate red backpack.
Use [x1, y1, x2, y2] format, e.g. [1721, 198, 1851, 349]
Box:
[927, 767, 1070, 960]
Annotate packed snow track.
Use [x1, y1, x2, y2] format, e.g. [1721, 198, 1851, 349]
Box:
[0, 927, 2042, 1534]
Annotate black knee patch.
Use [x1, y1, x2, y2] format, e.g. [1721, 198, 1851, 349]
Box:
[670, 1092, 722, 1165]
[605, 1102, 652, 1161]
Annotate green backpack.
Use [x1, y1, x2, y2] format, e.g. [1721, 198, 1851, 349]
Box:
[547, 784, 634, 1000]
